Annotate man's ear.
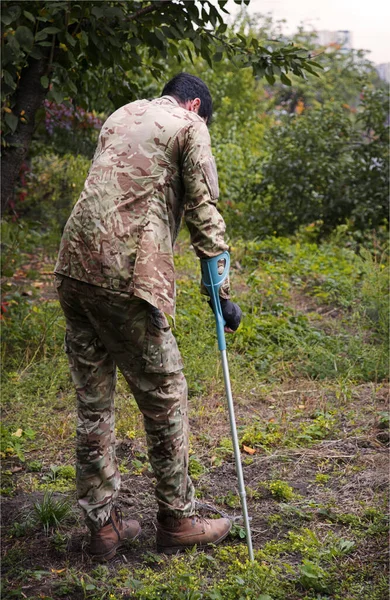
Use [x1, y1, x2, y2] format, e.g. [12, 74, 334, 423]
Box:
[192, 97, 201, 113]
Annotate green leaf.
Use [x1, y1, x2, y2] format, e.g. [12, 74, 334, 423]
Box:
[186, 46, 193, 63]
[4, 112, 19, 133]
[29, 47, 44, 60]
[35, 27, 61, 42]
[23, 10, 35, 23]
[154, 28, 167, 44]
[103, 6, 124, 18]
[1, 5, 21, 26]
[91, 6, 104, 19]
[128, 36, 141, 46]
[40, 76, 49, 89]
[3, 70, 16, 90]
[108, 36, 122, 48]
[6, 34, 20, 53]
[67, 79, 78, 95]
[339, 539, 355, 553]
[280, 73, 292, 86]
[41, 27, 61, 34]
[2, 44, 17, 66]
[65, 31, 77, 47]
[50, 88, 64, 104]
[15, 26, 34, 51]
[265, 73, 276, 85]
[306, 59, 324, 69]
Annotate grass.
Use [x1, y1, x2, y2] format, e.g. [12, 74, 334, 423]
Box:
[1, 229, 388, 599]
[32, 491, 74, 535]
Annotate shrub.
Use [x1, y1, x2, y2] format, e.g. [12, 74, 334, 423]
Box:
[17, 153, 90, 237]
[238, 88, 389, 238]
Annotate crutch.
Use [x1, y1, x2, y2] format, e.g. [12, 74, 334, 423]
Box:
[201, 251, 254, 562]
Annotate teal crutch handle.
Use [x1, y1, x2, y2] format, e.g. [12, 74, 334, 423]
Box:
[201, 251, 230, 351]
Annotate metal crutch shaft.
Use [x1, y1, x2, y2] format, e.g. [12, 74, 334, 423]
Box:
[220, 349, 254, 561]
[201, 252, 254, 562]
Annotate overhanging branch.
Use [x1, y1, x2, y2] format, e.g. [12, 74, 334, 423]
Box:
[127, 0, 173, 22]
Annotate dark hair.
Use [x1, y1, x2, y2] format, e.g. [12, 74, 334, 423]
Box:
[162, 73, 213, 124]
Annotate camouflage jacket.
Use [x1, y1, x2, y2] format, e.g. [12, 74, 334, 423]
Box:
[55, 96, 229, 316]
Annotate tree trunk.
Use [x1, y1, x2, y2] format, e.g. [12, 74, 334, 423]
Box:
[1, 57, 48, 213]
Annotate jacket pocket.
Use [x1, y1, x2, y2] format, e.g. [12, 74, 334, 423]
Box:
[201, 156, 219, 200]
[143, 307, 183, 374]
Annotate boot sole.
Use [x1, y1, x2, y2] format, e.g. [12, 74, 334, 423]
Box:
[90, 526, 141, 562]
[156, 524, 231, 555]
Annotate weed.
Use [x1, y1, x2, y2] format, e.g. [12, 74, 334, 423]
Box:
[299, 559, 330, 592]
[118, 460, 130, 474]
[9, 517, 35, 538]
[32, 491, 73, 534]
[189, 454, 207, 481]
[377, 411, 389, 429]
[279, 503, 313, 523]
[268, 480, 297, 501]
[27, 460, 43, 472]
[38, 464, 76, 492]
[51, 530, 70, 553]
[358, 247, 389, 342]
[0, 424, 36, 462]
[240, 410, 336, 451]
[211, 437, 233, 467]
[315, 473, 330, 484]
[43, 464, 75, 482]
[229, 523, 247, 539]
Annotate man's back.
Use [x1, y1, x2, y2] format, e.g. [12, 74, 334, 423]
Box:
[55, 96, 218, 314]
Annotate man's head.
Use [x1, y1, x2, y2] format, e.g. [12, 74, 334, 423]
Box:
[162, 73, 212, 125]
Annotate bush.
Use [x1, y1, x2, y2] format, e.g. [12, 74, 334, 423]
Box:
[17, 153, 90, 236]
[243, 86, 389, 238]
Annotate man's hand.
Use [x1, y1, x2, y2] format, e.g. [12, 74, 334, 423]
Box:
[209, 298, 242, 333]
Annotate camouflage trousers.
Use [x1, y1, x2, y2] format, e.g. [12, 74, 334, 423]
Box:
[56, 276, 195, 532]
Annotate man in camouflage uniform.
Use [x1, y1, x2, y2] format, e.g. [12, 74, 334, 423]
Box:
[55, 73, 241, 561]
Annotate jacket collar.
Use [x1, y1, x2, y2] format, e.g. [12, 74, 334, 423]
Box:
[154, 95, 179, 107]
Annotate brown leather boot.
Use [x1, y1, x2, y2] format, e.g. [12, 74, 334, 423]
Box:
[89, 506, 141, 561]
[156, 515, 231, 554]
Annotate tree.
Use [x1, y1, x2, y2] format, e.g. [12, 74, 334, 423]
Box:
[1, 0, 321, 211]
[245, 86, 389, 237]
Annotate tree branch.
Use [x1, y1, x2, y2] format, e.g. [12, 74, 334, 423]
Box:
[127, 0, 173, 22]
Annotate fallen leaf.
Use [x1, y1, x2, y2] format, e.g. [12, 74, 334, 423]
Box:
[11, 428, 23, 438]
[51, 568, 66, 574]
[243, 445, 256, 455]
[298, 404, 305, 409]
[11, 466, 23, 473]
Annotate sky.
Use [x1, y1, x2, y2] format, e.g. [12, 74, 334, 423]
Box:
[227, 0, 390, 64]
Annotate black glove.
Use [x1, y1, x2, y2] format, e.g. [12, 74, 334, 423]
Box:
[208, 298, 242, 331]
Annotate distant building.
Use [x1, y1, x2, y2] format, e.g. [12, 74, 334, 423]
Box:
[314, 30, 352, 53]
[376, 63, 390, 83]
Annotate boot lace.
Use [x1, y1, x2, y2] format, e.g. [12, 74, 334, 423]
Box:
[113, 505, 123, 526]
[109, 505, 123, 539]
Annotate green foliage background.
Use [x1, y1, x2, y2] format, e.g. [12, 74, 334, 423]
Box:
[1, 10, 389, 600]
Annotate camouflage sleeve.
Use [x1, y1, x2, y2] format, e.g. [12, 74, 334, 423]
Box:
[180, 121, 230, 299]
